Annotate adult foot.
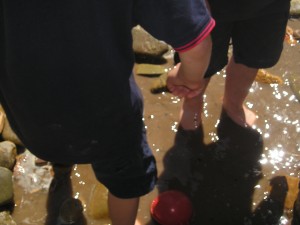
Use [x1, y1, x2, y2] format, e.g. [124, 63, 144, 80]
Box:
[223, 105, 257, 127]
[135, 220, 142, 225]
[243, 105, 257, 126]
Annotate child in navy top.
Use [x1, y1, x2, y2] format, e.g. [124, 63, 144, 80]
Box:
[0, 0, 214, 224]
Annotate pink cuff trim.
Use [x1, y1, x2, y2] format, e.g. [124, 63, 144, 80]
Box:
[174, 18, 215, 53]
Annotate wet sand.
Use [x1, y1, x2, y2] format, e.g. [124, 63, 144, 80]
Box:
[11, 18, 300, 225]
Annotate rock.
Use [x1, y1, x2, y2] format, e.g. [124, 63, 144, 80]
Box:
[0, 141, 17, 170]
[255, 69, 283, 84]
[0, 111, 4, 134]
[290, 0, 300, 16]
[151, 73, 170, 94]
[135, 64, 167, 77]
[0, 167, 13, 207]
[0, 211, 16, 225]
[285, 26, 298, 46]
[0, 106, 23, 146]
[293, 29, 300, 40]
[132, 25, 169, 57]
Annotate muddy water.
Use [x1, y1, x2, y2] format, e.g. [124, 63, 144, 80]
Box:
[11, 19, 300, 225]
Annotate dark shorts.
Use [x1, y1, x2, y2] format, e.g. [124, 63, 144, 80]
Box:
[90, 77, 157, 199]
[205, 9, 289, 78]
[91, 125, 157, 199]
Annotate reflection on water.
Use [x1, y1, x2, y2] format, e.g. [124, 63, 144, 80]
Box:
[10, 20, 300, 225]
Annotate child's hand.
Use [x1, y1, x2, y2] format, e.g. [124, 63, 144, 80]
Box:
[167, 63, 203, 98]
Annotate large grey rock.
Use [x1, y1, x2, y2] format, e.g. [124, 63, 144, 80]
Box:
[0, 211, 16, 225]
[0, 167, 13, 207]
[0, 111, 4, 134]
[290, 0, 300, 16]
[0, 141, 17, 170]
[132, 25, 169, 57]
[0, 106, 23, 146]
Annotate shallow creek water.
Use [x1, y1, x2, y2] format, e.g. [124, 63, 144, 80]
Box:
[10, 19, 300, 225]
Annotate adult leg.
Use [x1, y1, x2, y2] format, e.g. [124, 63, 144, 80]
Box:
[108, 192, 140, 225]
[223, 57, 258, 127]
[224, 8, 290, 127]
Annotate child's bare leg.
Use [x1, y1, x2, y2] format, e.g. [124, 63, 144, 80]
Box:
[223, 57, 257, 127]
[108, 192, 139, 225]
[179, 78, 210, 130]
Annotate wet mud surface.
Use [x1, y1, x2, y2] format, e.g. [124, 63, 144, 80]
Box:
[10, 19, 300, 224]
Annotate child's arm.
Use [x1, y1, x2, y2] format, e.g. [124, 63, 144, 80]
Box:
[167, 35, 212, 98]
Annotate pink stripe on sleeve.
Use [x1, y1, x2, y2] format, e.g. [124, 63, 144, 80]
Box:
[174, 18, 215, 53]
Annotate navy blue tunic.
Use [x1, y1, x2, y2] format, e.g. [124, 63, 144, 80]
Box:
[0, 0, 213, 163]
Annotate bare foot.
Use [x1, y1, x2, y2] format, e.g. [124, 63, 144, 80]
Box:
[179, 97, 203, 130]
[135, 219, 142, 225]
[223, 105, 257, 127]
[179, 109, 202, 130]
[243, 105, 257, 126]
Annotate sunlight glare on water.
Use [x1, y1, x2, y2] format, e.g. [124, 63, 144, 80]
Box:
[171, 121, 178, 132]
[171, 96, 181, 104]
[279, 216, 289, 225]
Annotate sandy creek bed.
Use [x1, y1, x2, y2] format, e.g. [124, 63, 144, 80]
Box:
[10, 18, 300, 225]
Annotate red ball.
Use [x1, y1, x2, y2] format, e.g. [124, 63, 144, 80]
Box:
[150, 190, 193, 225]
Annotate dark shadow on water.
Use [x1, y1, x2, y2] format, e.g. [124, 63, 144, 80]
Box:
[135, 53, 167, 64]
[45, 164, 87, 225]
[252, 176, 288, 225]
[148, 110, 290, 225]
